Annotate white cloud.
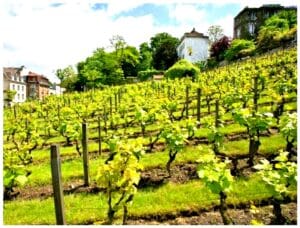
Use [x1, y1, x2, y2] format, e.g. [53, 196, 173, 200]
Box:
[2, 0, 297, 82]
[215, 14, 235, 38]
[169, 4, 207, 25]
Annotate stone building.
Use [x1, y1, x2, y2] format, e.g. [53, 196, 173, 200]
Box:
[177, 28, 209, 63]
[234, 4, 297, 40]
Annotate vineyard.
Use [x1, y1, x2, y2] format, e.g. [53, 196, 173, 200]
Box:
[3, 47, 297, 225]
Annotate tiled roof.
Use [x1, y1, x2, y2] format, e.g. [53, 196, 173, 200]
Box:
[180, 28, 209, 43]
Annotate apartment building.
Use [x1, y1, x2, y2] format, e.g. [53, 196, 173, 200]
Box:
[3, 66, 27, 106]
[26, 71, 50, 100]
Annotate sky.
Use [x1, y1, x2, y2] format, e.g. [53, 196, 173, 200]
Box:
[1, 0, 298, 83]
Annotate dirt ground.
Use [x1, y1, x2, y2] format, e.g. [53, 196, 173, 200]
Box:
[126, 203, 297, 225]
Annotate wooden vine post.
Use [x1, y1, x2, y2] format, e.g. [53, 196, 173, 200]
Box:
[185, 85, 189, 118]
[82, 123, 89, 186]
[109, 97, 113, 129]
[50, 145, 66, 225]
[215, 99, 220, 128]
[197, 88, 201, 126]
[115, 93, 118, 112]
[98, 117, 102, 155]
[213, 99, 221, 154]
[253, 76, 259, 114]
[103, 105, 108, 134]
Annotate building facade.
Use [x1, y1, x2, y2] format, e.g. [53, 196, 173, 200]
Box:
[234, 4, 297, 40]
[3, 67, 27, 105]
[49, 83, 65, 95]
[177, 28, 209, 63]
[26, 71, 50, 100]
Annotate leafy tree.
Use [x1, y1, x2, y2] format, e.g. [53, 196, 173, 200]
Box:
[4, 90, 17, 106]
[137, 42, 153, 71]
[150, 33, 179, 70]
[207, 25, 224, 45]
[119, 46, 139, 77]
[110, 35, 126, 56]
[224, 39, 256, 61]
[210, 36, 231, 61]
[55, 66, 78, 92]
[78, 48, 124, 88]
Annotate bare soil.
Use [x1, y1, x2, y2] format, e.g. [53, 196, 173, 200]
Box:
[126, 202, 297, 225]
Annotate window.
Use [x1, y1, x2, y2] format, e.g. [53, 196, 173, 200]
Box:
[264, 12, 270, 18]
[22, 94, 24, 100]
[17, 94, 20, 100]
[236, 28, 241, 38]
[12, 84, 15, 90]
[22, 86, 24, 91]
[17, 85, 20, 90]
[14, 75, 17, 81]
[248, 23, 255, 35]
[250, 12, 256, 20]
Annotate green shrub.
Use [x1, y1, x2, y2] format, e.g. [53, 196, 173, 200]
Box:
[165, 59, 200, 80]
[137, 70, 164, 81]
[224, 39, 256, 61]
[257, 10, 297, 52]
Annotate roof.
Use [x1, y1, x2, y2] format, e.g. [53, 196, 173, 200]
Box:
[179, 28, 209, 43]
[3, 66, 24, 80]
[234, 4, 296, 19]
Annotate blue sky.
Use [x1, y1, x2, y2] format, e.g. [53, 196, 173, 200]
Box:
[1, 0, 297, 82]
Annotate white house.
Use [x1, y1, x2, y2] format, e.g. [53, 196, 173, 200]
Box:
[3, 66, 28, 105]
[177, 28, 209, 63]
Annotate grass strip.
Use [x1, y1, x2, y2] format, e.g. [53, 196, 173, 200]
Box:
[4, 175, 296, 225]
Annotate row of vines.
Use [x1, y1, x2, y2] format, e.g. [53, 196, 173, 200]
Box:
[3, 47, 297, 224]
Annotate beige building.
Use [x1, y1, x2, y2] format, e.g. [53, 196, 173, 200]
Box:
[3, 66, 27, 106]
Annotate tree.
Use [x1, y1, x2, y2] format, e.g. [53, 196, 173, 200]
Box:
[78, 48, 124, 89]
[150, 33, 179, 70]
[118, 46, 139, 77]
[55, 66, 78, 92]
[109, 36, 139, 78]
[4, 90, 17, 106]
[207, 25, 224, 45]
[210, 36, 231, 61]
[137, 42, 153, 72]
[109, 35, 126, 57]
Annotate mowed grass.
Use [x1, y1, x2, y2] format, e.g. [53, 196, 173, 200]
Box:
[4, 174, 296, 225]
